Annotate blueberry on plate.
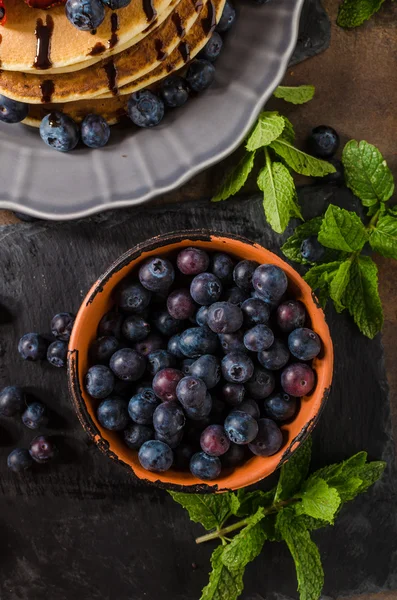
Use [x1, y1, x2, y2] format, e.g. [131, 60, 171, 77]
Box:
[173, 442, 195, 470]
[190, 451, 221, 480]
[29, 435, 57, 463]
[222, 286, 248, 306]
[110, 348, 146, 381]
[18, 333, 48, 361]
[81, 114, 110, 148]
[7, 448, 34, 473]
[307, 125, 340, 159]
[222, 443, 246, 468]
[200, 31, 223, 62]
[224, 410, 258, 445]
[40, 112, 79, 152]
[0, 386, 25, 416]
[196, 306, 209, 326]
[160, 75, 190, 108]
[51, 312, 75, 341]
[124, 423, 153, 449]
[138, 440, 173, 472]
[155, 429, 184, 449]
[216, 0, 236, 32]
[47, 340, 68, 368]
[22, 402, 49, 430]
[288, 327, 321, 361]
[0, 95, 29, 124]
[186, 59, 216, 93]
[300, 236, 326, 263]
[97, 397, 130, 431]
[128, 90, 165, 128]
[139, 257, 174, 292]
[85, 364, 115, 398]
[152, 309, 184, 337]
[167, 334, 185, 358]
[248, 418, 283, 457]
[65, 0, 105, 30]
[184, 391, 212, 421]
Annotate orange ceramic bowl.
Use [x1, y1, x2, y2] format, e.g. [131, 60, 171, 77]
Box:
[68, 230, 333, 493]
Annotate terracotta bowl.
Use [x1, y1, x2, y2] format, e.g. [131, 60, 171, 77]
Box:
[68, 230, 333, 493]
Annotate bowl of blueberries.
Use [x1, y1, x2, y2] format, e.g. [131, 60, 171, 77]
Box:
[68, 231, 333, 492]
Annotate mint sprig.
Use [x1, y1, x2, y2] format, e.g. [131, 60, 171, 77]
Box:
[169, 440, 385, 600]
[273, 85, 315, 105]
[337, 0, 385, 28]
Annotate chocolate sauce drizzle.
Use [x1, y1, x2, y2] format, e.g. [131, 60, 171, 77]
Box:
[178, 41, 190, 63]
[103, 59, 118, 96]
[33, 15, 54, 70]
[201, 0, 216, 36]
[143, 0, 157, 22]
[154, 39, 168, 61]
[109, 12, 119, 49]
[40, 79, 54, 103]
[172, 12, 185, 38]
[89, 42, 106, 56]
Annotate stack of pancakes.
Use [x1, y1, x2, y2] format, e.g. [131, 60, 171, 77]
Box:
[0, 0, 226, 126]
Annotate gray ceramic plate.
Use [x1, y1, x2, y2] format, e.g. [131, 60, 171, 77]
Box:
[0, 0, 304, 220]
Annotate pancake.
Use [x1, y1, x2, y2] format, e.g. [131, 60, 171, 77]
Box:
[23, 96, 128, 126]
[0, 0, 174, 73]
[0, 0, 209, 103]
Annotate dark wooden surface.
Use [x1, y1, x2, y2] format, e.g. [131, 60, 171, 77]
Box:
[0, 187, 396, 600]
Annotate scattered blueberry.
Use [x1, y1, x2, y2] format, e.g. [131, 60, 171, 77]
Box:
[308, 125, 340, 159]
[138, 440, 173, 472]
[7, 448, 34, 473]
[248, 418, 283, 456]
[47, 340, 68, 368]
[139, 257, 174, 292]
[81, 114, 110, 148]
[263, 392, 297, 422]
[29, 435, 57, 463]
[281, 363, 315, 397]
[221, 352, 254, 383]
[85, 364, 115, 399]
[288, 328, 321, 361]
[51, 312, 75, 341]
[277, 300, 306, 333]
[190, 451, 221, 480]
[300, 236, 326, 263]
[18, 333, 48, 361]
[22, 402, 48, 430]
[0, 95, 29, 124]
[321, 157, 345, 185]
[224, 411, 259, 444]
[0, 386, 25, 416]
[40, 112, 79, 153]
[186, 59, 216, 92]
[110, 348, 146, 381]
[128, 90, 165, 128]
[216, 0, 236, 32]
[200, 32, 223, 62]
[258, 339, 290, 370]
[160, 75, 190, 108]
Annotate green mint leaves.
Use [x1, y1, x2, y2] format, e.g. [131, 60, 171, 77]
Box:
[337, 0, 385, 28]
[269, 139, 336, 178]
[369, 213, 397, 260]
[169, 440, 385, 600]
[273, 85, 315, 105]
[246, 112, 285, 151]
[212, 152, 256, 203]
[318, 205, 368, 252]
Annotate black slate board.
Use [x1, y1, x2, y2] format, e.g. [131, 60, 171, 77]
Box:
[0, 185, 396, 600]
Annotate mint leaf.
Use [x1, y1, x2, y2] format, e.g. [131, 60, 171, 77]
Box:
[318, 205, 368, 252]
[211, 152, 256, 202]
[281, 116, 295, 143]
[388, 205, 397, 217]
[370, 214, 397, 260]
[236, 488, 275, 517]
[281, 217, 323, 264]
[201, 546, 245, 600]
[355, 460, 386, 494]
[169, 492, 239, 530]
[329, 259, 352, 312]
[277, 509, 324, 600]
[275, 437, 312, 502]
[342, 140, 394, 207]
[246, 112, 285, 151]
[273, 85, 315, 105]
[221, 508, 266, 569]
[270, 139, 336, 177]
[295, 477, 341, 524]
[304, 261, 343, 307]
[257, 157, 302, 234]
[337, 0, 384, 28]
[343, 255, 383, 338]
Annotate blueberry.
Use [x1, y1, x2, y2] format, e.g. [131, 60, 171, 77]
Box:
[65, 0, 105, 29]
[216, 0, 236, 32]
[196, 305, 209, 326]
[211, 252, 234, 282]
[223, 286, 249, 306]
[186, 59, 216, 92]
[128, 388, 158, 424]
[0, 386, 25, 416]
[98, 311, 123, 338]
[238, 398, 260, 420]
[128, 90, 164, 128]
[29, 435, 57, 463]
[207, 301, 243, 334]
[51, 312, 75, 341]
[22, 401, 48, 430]
[90, 336, 120, 364]
[85, 365, 114, 398]
[252, 264, 288, 304]
[97, 397, 129, 431]
[224, 411, 259, 444]
[147, 349, 176, 376]
[122, 314, 151, 342]
[222, 443, 246, 468]
[321, 158, 345, 185]
[167, 334, 185, 358]
[258, 338, 290, 370]
[184, 391, 212, 420]
[190, 273, 222, 305]
[263, 392, 297, 422]
[117, 280, 152, 313]
[135, 332, 165, 357]
[200, 424, 230, 456]
[160, 75, 190, 107]
[243, 324, 274, 352]
[281, 363, 315, 397]
[182, 358, 195, 374]
[233, 260, 259, 291]
[218, 330, 245, 354]
[200, 31, 223, 62]
[152, 401, 185, 436]
[288, 327, 321, 361]
[245, 366, 275, 400]
[124, 423, 153, 449]
[7, 448, 34, 473]
[167, 289, 196, 320]
[248, 418, 283, 457]
[0, 95, 29, 124]
[101, 0, 131, 8]
[177, 247, 210, 275]
[178, 326, 218, 358]
[188, 354, 221, 389]
[152, 368, 184, 402]
[222, 383, 245, 406]
[155, 429, 184, 449]
[139, 257, 174, 292]
[221, 352, 254, 383]
[81, 114, 110, 148]
[190, 451, 221, 480]
[40, 112, 79, 152]
[176, 376, 207, 410]
[241, 298, 270, 327]
[308, 125, 339, 159]
[110, 348, 146, 381]
[277, 300, 306, 333]
[18, 333, 48, 361]
[138, 440, 173, 472]
[300, 236, 326, 262]
[153, 309, 184, 337]
[174, 442, 195, 470]
[47, 340, 68, 368]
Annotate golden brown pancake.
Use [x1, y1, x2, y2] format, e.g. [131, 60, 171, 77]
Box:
[0, 0, 211, 103]
[23, 96, 128, 126]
